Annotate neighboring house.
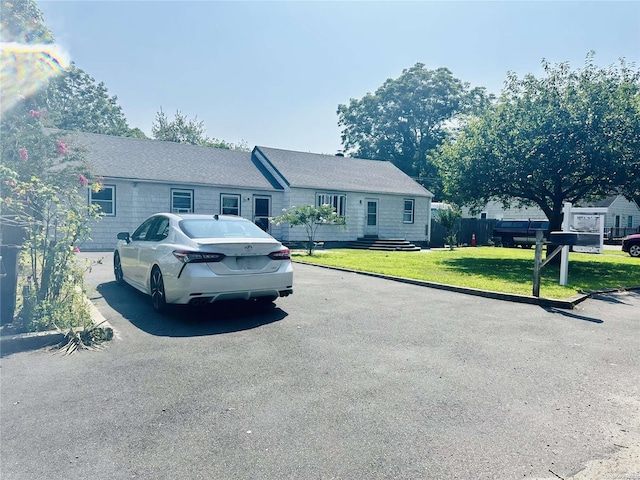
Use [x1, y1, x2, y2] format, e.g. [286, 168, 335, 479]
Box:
[586, 195, 640, 239]
[461, 196, 640, 239]
[431, 202, 454, 216]
[63, 132, 432, 251]
[461, 201, 546, 221]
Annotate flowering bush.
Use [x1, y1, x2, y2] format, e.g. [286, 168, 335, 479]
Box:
[271, 204, 346, 255]
[1, 107, 104, 335]
[56, 140, 68, 155]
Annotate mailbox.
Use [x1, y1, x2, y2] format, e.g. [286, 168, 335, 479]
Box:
[549, 231, 578, 246]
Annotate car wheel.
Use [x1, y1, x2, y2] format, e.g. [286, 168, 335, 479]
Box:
[114, 251, 125, 285]
[629, 243, 640, 258]
[150, 266, 167, 313]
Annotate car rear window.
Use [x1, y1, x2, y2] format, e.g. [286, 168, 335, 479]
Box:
[179, 219, 273, 239]
[529, 221, 549, 229]
[498, 221, 528, 228]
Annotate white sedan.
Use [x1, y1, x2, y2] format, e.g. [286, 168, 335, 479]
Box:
[114, 213, 293, 312]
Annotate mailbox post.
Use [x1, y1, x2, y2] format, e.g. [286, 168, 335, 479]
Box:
[532, 230, 578, 297]
[560, 203, 571, 286]
[532, 230, 544, 297]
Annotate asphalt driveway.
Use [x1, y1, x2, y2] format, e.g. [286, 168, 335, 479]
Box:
[1, 252, 639, 479]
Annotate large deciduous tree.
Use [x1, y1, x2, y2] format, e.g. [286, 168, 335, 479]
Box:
[0, 0, 53, 44]
[1, 0, 145, 138]
[337, 63, 492, 196]
[152, 108, 249, 150]
[31, 63, 146, 138]
[152, 108, 209, 144]
[435, 54, 640, 232]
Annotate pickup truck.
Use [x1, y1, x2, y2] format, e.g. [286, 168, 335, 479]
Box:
[492, 220, 550, 248]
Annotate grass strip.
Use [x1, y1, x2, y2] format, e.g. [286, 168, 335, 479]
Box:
[293, 247, 639, 300]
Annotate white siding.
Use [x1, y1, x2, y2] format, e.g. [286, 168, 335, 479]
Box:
[268, 189, 292, 243]
[83, 179, 283, 251]
[282, 188, 431, 243]
[604, 197, 640, 229]
[462, 201, 547, 220]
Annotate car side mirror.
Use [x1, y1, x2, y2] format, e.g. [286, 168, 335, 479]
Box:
[117, 232, 130, 243]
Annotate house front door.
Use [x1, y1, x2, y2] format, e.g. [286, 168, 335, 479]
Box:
[254, 196, 271, 232]
[365, 199, 379, 236]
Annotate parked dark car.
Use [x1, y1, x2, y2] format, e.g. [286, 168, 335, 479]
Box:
[622, 233, 640, 257]
[492, 220, 549, 248]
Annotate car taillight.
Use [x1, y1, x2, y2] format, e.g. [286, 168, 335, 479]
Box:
[173, 250, 226, 263]
[268, 248, 291, 260]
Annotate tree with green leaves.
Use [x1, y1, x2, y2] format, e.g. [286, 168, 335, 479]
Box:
[152, 108, 209, 144]
[0, 0, 54, 44]
[152, 108, 249, 150]
[1, 1, 145, 138]
[337, 63, 492, 196]
[271, 204, 345, 255]
[0, 0, 111, 345]
[435, 54, 640, 234]
[435, 206, 462, 250]
[30, 63, 146, 138]
[1, 106, 103, 331]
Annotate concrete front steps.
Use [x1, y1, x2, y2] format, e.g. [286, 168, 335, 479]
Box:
[349, 237, 421, 252]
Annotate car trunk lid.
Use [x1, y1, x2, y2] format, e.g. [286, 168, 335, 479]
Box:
[194, 238, 287, 275]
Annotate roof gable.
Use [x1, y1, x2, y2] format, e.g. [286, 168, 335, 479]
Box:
[254, 146, 432, 197]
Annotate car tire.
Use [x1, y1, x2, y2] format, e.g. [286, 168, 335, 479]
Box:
[629, 243, 640, 258]
[114, 251, 125, 285]
[150, 266, 168, 313]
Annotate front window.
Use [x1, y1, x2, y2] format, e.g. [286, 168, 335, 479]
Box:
[403, 199, 415, 223]
[90, 184, 115, 216]
[172, 189, 193, 213]
[628, 216, 633, 228]
[221, 194, 240, 215]
[317, 193, 346, 217]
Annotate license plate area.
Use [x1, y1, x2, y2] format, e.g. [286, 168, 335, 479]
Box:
[235, 256, 263, 270]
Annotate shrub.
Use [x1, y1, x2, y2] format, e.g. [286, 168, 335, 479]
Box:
[1, 107, 104, 347]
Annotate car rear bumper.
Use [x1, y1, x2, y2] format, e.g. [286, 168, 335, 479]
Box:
[163, 262, 293, 304]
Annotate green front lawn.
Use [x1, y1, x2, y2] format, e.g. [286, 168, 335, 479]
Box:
[293, 247, 640, 299]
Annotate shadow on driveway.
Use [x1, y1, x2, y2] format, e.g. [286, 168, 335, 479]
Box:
[588, 290, 640, 305]
[96, 281, 288, 338]
[543, 307, 604, 324]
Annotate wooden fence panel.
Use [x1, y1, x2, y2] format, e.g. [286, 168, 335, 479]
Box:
[430, 218, 498, 247]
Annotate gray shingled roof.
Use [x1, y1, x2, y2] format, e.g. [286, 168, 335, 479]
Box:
[60, 131, 282, 190]
[582, 196, 617, 208]
[255, 146, 433, 197]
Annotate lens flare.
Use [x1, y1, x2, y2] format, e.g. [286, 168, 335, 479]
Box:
[0, 42, 69, 113]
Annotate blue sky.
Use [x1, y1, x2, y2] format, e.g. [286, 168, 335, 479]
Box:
[38, 1, 640, 155]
